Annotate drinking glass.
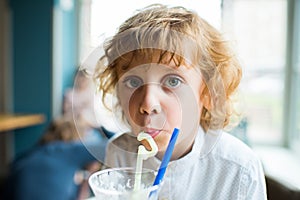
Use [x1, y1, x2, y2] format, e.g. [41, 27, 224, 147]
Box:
[88, 167, 161, 200]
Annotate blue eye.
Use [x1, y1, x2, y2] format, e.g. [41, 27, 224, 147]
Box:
[124, 76, 143, 89]
[163, 76, 182, 88]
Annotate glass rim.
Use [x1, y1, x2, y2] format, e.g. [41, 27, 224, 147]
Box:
[88, 167, 160, 195]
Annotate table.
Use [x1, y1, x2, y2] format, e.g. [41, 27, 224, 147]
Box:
[0, 113, 45, 132]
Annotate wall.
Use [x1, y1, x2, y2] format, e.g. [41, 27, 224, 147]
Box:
[10, 0, 53, 156]
[0, 0, 13, 177]
[9, 0, 78, 157]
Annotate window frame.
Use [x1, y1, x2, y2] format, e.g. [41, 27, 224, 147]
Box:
[286, 0, 300, 154]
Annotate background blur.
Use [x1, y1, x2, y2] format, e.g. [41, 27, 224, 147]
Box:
[0, 0, 299, 199]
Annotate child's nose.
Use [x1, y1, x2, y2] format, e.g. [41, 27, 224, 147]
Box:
[139, 84, 162, 115]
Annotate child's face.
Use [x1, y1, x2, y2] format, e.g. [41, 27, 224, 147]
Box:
[117, 54, 204, 159]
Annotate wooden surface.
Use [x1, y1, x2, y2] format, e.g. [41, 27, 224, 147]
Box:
[0, 113, 45, 132]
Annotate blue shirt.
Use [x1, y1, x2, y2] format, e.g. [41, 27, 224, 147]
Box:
[4, 138, 107, 200]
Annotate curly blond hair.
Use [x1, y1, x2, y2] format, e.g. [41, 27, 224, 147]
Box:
[94, 4, 242, 132]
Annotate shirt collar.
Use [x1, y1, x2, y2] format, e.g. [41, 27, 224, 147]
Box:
[146, 126, 222, 170]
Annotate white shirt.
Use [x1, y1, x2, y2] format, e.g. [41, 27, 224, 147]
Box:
[104, 127, 267, 200]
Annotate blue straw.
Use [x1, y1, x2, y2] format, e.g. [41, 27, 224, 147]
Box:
[153, 128, 180, 186]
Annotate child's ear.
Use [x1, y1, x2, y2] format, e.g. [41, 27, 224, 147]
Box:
[200, 84, 211, 110]
[200, 93, 211, 110]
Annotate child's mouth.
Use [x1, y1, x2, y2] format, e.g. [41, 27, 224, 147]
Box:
[145, 129, 161, 138]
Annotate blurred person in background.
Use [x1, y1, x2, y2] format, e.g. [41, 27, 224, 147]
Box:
[3, 116, 107, 200]
[63, 69, 116, 139]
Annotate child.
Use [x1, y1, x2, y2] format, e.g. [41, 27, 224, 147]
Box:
[95, 4, 267, 199]
[63, 69, 116, 139]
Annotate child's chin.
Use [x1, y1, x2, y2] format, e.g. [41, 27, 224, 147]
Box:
[155, 141, 169, 154]
[155, 132, 171, 145]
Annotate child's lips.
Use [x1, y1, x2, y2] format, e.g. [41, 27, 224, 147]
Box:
[145, 129, 161, 138]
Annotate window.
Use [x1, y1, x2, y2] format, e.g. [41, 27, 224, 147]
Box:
[79, 0, 222, 64]
[222, 0, 287, 145]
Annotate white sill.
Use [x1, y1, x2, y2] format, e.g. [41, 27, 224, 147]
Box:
[253, 146, 300, 191]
